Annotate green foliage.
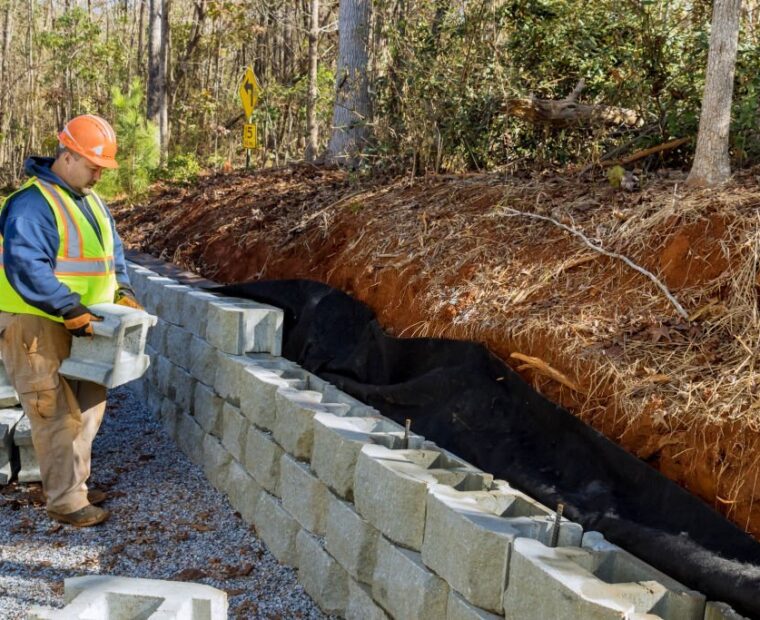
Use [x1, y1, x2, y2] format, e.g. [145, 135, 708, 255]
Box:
[162, 154, 202, 185]
[96, 80, 159, 200]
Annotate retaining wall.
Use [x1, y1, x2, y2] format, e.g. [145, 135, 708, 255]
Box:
[126, 261, 745, 620]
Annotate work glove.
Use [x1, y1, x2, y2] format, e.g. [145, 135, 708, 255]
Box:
[114, 286, 144, 310]
[63, 304, 103, 338]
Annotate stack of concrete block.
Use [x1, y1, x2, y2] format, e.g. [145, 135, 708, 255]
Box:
[27, 575, 227, 619]
[124, 261, 740, 620]
[0, 354, 19, 407]
[13, 415, 40, 482]
[0, 407, 23, 483]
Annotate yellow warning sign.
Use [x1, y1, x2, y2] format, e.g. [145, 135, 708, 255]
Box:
[238, 66, 261, 118]
[242, 123, 257, 149]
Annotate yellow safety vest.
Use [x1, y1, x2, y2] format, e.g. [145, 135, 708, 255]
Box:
[0, 177, 117, 322]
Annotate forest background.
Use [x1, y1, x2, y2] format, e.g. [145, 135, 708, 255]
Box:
[0, 0, 758, 196]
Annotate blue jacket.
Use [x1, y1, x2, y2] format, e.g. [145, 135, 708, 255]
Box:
[0, 157, 130, 317]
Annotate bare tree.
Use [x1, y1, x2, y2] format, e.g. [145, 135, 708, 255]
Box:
[687, 0, 743, 187]
[305, 0, 319, 161]
[147, 0, 169, 163]
[326, 0, 371, 165]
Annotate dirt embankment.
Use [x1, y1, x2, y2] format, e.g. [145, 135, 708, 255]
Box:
[113, 164, 760, 540]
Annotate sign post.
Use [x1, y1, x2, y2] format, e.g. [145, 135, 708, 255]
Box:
[238, 66, 262, 168]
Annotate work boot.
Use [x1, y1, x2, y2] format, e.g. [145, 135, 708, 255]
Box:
[47, 504, 110, 527]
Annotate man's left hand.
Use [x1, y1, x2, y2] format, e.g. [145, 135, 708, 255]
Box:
[114, 286, 143, 310]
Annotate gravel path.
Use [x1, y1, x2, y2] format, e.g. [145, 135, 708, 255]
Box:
[0, 387, 333, 619]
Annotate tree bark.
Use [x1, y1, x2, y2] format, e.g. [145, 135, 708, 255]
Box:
[305, 0, 319, 162]
[687, 0, 743, 187]
[159, 0, 170, 164]
[326, 0, 372, 165]
[147, 0, 162, 124]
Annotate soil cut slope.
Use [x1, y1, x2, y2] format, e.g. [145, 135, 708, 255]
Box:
[113, 164, 760, 541]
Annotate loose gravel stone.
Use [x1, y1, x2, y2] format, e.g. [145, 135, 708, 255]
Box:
[0, 386, 335, 620]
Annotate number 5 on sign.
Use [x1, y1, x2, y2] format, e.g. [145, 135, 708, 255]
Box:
[242, 124, 257, 149]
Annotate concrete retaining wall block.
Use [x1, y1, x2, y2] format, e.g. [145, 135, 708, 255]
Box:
[221, 403, 249, 462]
[125, 264, 155, 301]
[372, 535, 449, 620]
[156, 355, 174, 398]
[280, 454, 329, 535]
[193, 382, 224, 437]
[502, 536, 705, 620]
[240, 363, 307, 431]
[245, 427, 284, 496]
[146, 382, 162, 419]
[214, 353, 259, 406]
[142, 275, 178, 316]
[159, 398, 179, 441]
[325, 495, 380, 584]
[447, 591, 503, 620]
[224, 458, 261, 524]
[165, 324, 194, 370]
[171, 366, 195, 414]
[202, 434, 232, 492]
[0, 407, 23, 483]
[704, 602, 749, 619]
[253, 491, 301, 567]
[422, 482, 583, 613]
[161, 284, 194, 326]
[181, 289, 221, 339]
[346, 580, 390, 620]
[189, 336, 217, 386]
[205, 299, 284, 356]
[176, 413, 204, 466]
[146, 317, 168, 354]
[296, 529, 349, 615]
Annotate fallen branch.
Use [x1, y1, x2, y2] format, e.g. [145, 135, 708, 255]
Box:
[602, 137, 691, 167]
[499, 208, 689, 320]
[511, 352, 585, 394]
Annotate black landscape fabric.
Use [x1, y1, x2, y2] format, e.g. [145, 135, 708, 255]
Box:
[217, 279, 760, 618]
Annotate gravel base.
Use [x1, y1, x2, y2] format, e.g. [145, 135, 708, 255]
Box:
[0, 386, 335, 619]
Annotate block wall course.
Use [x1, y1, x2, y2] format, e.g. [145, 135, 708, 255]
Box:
[224, 458, 261, 524]
[245, 426, 284, 497]
[296, 529, 349, 615]
[205, 299, 284, 356]
[253, 491, 300, 567]
[447, 591, 503, 620]
[189, 336, 217, 386]
[325, 494, 380, 585]
[165, 324, 194, 370]
[346, 580, 390, 620]
[240, 364, 307, 431]
[221, 403, 249, 462]
[171, 366, 195, 414]
[280, 454, 329, 535]
[214, 353, 259, 406]
[159, 398, 179, 442]
[193, 382, 224, 438]
[176, 413, 204, 467]
[202, 434, 232, 493]
[181, 290, 221, 339]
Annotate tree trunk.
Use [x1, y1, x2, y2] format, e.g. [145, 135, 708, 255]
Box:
[159, 0, 170, 164]
[687, 0, 743, 187]
[305, 0, 319, 161]
[147, 0, 162, 124]
[326, 0, 372, 165]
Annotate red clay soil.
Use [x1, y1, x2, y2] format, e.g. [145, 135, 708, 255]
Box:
[112, 164, 760, 541]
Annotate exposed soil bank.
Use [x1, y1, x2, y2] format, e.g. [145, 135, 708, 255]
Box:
[113, 164, 760, 541]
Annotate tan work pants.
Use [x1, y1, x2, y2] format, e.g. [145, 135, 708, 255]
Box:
[0, 312, 106, 514]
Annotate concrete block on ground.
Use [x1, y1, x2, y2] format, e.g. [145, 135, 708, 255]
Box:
[26, 574, 227, 619]
[704, 602, 749, 619]
[202, 434, 232, 492]
[346, 580, 389, 620]
[221, 403, 248, 462]
[325, 495, 380, 584]
[0, 407, 23, 483]
[193, 382, 223, 438]
[502, 535, 705, 620]
[245, 427, 284, 496]
[189, 336, 217, 386]
[0, 357, 19, 407]
[447, 591, 502, 620]
[280, 454, 329, 535]
[165, 324, 194, 370]
[354, 444, 492, 551]
[13, 415, 40, 483]
[176, 413, 204, 466]
[60, 304, 157, 388]
[312, 412, 414, 500]
[253, 491, 300, 567]
[240, 362, 308, 431]
[296, 529, 349, 615]
[161, 284, 194, 325]
[372, 535, 449, 620]
[205, 298, 284, 356]
[142, 275, 178, 316]
[422, 482, 583, 613]
[181, 290, 221, 339]
[273, 388, 351, 461]
[214, 353, 259, 406]
[172, 365, 195, 414]
[159, 398, 179, 442]
[224, 459, 261, 524]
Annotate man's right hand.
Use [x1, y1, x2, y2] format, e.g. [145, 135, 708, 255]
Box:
[63, 304, 103, 337]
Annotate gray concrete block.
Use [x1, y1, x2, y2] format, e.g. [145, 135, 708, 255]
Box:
[172, 365, 195, 414]
[189, 336, 217, 386]
[147, 317, 169, 352]
[307, 373, 380, 417]
[502, 535, 705, 620]
[225, 458, 262, 524]
[156, 355, 174, 398]
[312, 412, 411, 500]
[280, 454, 329, 535]
[325, 495, 380, 584]
[0, 407, 23, 483]
[60, 303, 157, 388]
[447, 591, 502, 620]
[142, 275, 178, 315]
[422, 482, 583, 613]
[704, 602, 749, 619]
[206, 298, 284, 356]
[296, 529, 349, 615]
[27, 574, 227, 619]
[253, 491, 300, 566]
[221, 403, 248, 462]
[354, 444, 492, 551]
[181, 290, 221, 338]
[372, 536, 449, 620]
[214, 353, 259, 406]
[176, 413, 204, 466]
[159, 398, 179, 442]
[161, 284, 194, 325]
[193, 382, 223, 437]
[346, 580, 390, 620]
[273, 388, 351, 461]
[240, 363, 308, 431]
[245, 427, 284, 496]
[13, 415, 40, 483]
[165, 324, 194, 370]
[125, 263, 156, 301]
[202, 434, 232, 492]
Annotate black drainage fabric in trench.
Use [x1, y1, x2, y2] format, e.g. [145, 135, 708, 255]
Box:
[216, 279, 760, 618]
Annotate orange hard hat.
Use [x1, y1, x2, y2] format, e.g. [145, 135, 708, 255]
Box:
[58, 115, 119, 169]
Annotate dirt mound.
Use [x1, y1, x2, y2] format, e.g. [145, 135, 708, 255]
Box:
[113, 164, 760, 540]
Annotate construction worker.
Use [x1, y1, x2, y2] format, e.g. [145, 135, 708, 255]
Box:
[0, 115, 141, 527]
